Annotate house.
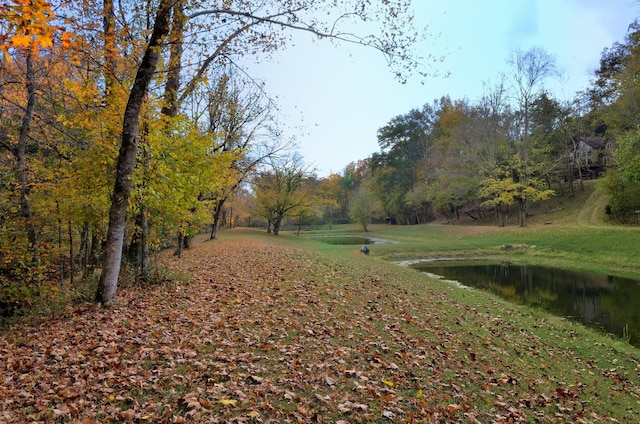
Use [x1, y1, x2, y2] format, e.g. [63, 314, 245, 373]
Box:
[569, 136, 615, 179]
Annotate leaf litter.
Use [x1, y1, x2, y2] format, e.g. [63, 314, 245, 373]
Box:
[1, 238, 638, 423]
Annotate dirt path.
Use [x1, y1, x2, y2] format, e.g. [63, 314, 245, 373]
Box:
[576, 185, 610, 227]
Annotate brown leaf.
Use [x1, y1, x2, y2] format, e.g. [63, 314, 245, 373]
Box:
[119, 409, 136, 420]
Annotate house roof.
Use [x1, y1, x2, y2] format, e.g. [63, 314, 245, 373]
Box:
[579, 137, 606, 149]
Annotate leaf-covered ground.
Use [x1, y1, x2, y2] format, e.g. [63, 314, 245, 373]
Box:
[1, 238, 638, 423]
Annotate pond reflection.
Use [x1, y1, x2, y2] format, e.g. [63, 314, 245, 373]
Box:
[410, 262, 640, 347]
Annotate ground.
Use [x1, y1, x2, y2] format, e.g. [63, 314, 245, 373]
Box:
[1, 233, 638, 423]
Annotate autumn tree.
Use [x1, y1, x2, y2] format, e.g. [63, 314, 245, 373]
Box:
[252, 155, 313, 236]
[312, 173, 343, 226]
[349, 183, 383, 232]
[94, 0, 425, 303]
[506, 47, 558, 226]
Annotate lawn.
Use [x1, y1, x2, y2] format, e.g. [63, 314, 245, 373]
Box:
[3, 228, 638, 423]
[1, 181, 639, 422]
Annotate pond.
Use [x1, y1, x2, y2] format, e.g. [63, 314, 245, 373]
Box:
[409, 261, 640, 347]
[313, 236, 372, 245]
[312, 235, 393, 245]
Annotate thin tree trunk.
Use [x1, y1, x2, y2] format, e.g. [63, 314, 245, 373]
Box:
[68, 220, 74, 286]
[139, 202, 149, 280]
[210, 198, 225, 239]
[96, 0, 173, 304]
[127, 212, 143, 264]
[80, 222, 90, 279]
[18, 50, 38, 249]
[57, 202, 64, 284]
[89, 228, 100, 273]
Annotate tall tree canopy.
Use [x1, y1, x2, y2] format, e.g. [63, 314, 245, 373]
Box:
[94, 0, 425, 303]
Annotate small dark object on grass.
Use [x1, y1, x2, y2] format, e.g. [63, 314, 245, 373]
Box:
[360, 245, 370, 255]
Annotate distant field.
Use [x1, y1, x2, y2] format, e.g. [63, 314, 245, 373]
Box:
[290, 179, 640, 279]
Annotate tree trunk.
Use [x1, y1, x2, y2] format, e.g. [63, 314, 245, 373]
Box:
[80, 222, 90, 280]
[127, 211, 143, 264]
[139, 202, 149, 280]
[175, 231, 184, 258]
[88, 229, 100, 272]
[68, 220, 74, 286]
[96, 0, 173, 304]
[210, 198, 225, 239]
[18, 50, 38, 249]
[496, 205, 505, 227]
[273, 213, 283, 235]
[518, 198, 527, 227]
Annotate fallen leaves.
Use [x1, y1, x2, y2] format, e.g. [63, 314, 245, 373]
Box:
[0, 237, 638, 423]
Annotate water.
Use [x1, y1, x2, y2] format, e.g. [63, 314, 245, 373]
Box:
[410, 262, 640, 347]
[314, 236, 372, 245]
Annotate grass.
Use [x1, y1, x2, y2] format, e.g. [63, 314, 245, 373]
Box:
[290, 180, 640, 279]
[217, 228, 639, 421]
[1, 179, 639, 422]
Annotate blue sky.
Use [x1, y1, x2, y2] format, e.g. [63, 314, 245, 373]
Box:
[246, 0, 639, 176]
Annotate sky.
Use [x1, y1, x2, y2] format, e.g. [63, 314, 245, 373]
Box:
[244, 0, 640, 177]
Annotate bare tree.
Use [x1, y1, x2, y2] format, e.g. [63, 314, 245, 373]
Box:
[203, 73, 288, 239]
[506, 47, 557, 226]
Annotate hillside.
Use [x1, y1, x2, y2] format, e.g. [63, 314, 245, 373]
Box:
[447, 179, 610, 227]
[530, 180, 610, 227]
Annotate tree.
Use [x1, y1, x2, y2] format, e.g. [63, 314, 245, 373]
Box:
[201, 72, 286, 240]
[528, 93, 573, 192]
[349, 184, 383, 232]
[95, 0, 173, 304]
[371, 108, 431, 224]
[601, 130, 640, 221]
[478, 155, 554, 227]
[95, 0, 425, 303]
[506, 47, 557, 226]
[252, 155, 312, 235]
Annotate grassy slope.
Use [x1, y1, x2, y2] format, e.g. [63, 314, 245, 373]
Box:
[0, 180, 638, 423]
[331, 180, 640, 279]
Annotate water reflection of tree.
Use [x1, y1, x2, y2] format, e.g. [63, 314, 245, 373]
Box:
[487, 282, 557, 306]
[415, 263, 640, 346]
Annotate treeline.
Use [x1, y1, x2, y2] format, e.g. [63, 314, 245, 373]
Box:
[0, 0, 421, 316]
[267, 20, 640, 231]
[2, 1, 639, 318]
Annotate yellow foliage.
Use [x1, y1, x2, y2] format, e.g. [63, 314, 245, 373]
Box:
[0, 0, 68, 57]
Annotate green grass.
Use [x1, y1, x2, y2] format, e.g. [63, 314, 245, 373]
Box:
[3, 179, 639, 422]
[280, 181, 640, 279]
[227, 227, 640, 421]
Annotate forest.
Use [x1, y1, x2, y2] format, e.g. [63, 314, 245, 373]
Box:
[1, 1, 640, 318]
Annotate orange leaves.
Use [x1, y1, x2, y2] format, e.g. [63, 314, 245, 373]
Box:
[0, 0, 71, 59]
[0, 238, 638, 422]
